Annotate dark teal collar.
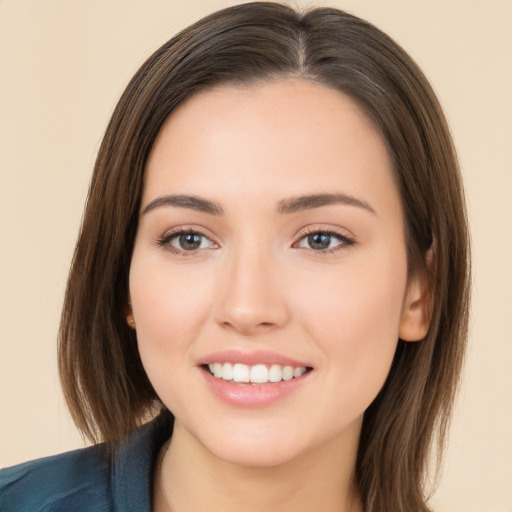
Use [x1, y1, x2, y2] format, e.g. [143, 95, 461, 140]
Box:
[112, 411, 173, 512]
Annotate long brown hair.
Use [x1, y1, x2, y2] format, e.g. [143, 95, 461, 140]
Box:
[59, 3, 470, 510]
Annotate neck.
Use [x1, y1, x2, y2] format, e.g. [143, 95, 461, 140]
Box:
[153, 420, 363, 512]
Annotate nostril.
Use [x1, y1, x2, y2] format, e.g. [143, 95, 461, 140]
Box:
[219, 318, 279, 335]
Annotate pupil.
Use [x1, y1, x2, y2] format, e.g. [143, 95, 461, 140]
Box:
[180, 233, 201, 250]
[309, 233, 330, 250]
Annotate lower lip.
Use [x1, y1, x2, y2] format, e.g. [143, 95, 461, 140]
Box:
[200, 367, 311, 408]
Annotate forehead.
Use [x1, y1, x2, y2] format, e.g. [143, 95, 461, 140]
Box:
[143, 79, 400, 216]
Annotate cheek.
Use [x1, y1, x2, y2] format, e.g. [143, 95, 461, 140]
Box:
[128, 254, 214, 387]
[296, 253, 408, 408]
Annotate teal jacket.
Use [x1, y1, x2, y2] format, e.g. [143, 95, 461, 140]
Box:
[0, 412, 172, 512]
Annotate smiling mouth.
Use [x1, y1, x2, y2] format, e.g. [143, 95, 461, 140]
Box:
[203, 362, 313, 384]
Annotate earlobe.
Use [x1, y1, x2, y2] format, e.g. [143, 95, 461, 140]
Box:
[126, 313, 136, 329]
[126, 298, 136, 329]
[399, 269, 432, 342]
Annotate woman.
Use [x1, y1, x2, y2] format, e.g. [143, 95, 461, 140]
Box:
[0, 2, 470, 511]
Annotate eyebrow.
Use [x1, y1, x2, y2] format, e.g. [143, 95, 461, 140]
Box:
[142, 192, 376, 216]
[142, 194, 224, 215]
[277, 193, 376, 215]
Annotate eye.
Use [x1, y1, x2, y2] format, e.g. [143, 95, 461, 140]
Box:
[157, 229, 217, 255]
[295, 230, 355, 253]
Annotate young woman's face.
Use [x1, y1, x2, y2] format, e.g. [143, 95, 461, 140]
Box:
[129, 79, 427, 467]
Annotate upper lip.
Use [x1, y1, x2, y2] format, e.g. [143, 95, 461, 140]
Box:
[197, 349, 311, 368]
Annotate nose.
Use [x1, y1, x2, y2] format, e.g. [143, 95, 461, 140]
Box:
[214, 245, 291, 335]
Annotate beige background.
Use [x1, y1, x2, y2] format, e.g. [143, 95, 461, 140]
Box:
[1, 1, 511, 510]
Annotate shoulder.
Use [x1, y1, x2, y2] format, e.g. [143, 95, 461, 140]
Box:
[0, 411, 173, 512]
[0, 444, 113, 512]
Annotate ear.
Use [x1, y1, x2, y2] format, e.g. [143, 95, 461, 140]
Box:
[126, 296, 136, 329]
[399, 251, 433, 342]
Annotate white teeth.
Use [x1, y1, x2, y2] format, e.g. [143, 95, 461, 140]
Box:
[207, 362, 308, 383]
[250, 364, 269, 383]
[282, 366, 294, 381]
[293, 366, 306, 378]
[232, 363, 250, 383]
[268, 364, 282, 382]
[222, 362, 233, 381]
[213, 362, 223, 378]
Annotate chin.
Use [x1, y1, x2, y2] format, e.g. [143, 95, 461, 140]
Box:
[184, 416, 310, 468]
[187, 411, 359, 470]
[208, 435, 302, 468]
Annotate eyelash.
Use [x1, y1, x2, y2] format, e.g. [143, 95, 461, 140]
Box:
[294, 227, 356, 255]
[156, 228, 216, 256]
[156, 227, 356, 256]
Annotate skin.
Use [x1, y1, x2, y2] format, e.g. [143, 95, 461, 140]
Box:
[129, 79, 429, 512]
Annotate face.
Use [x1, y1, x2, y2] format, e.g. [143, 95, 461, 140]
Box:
[129, 79, 427, 467]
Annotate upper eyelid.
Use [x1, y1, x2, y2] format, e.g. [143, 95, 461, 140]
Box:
[159, 225, 353, 239]
[294, 225, 355, 242]
[161, 225, 218, 242]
